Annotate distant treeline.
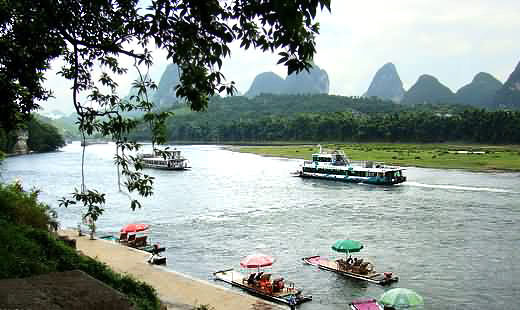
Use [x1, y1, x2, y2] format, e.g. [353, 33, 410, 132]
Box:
[159, 110, 519, 143]
[128, 95, 520, 144]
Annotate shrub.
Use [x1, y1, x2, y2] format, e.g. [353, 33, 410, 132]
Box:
[0, 182, 57, 231]
[0, 182, 161, 309]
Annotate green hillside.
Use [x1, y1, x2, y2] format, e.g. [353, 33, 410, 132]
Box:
[402, 74, 455, 105]
[50, 93, 520, 145]
[128, 94, 493, 143]
[456, 72, 503, 108]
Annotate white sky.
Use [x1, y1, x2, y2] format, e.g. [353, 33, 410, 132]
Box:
[41, 0, 520, 115]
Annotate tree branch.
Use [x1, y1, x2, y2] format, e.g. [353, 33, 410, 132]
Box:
[58, 27, 145, 60]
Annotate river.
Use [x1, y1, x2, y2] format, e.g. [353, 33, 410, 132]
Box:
[1, 142, 519, 310]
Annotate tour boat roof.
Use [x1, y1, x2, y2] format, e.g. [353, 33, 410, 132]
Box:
[312, 152, 344, 157]
[142, 156, 186, 161]
[304, 162, 404, 172]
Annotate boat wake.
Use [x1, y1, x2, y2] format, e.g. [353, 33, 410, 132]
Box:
[405, 181, 517, 194]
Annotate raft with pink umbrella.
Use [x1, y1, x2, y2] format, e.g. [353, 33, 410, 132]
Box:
[213, 253, 312, 306]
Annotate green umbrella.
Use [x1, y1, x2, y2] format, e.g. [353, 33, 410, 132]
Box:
[331, 240, 364, 254]
[379, 288, 424, 308]
[331, 239, 364, 261]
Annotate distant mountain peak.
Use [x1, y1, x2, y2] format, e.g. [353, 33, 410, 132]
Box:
[455, 72, 502, 108]
[245, 64, 329, 98]
[417, 74, 438, 82]
[402, 74, 454, 104]
[494, 60, 520, 108]
[244, 72, 285, 97]
[364, 62, 404, 102]
[153, 63, 181, 105]
[473, 72, 497, 82]
[284, 64, 329, 95]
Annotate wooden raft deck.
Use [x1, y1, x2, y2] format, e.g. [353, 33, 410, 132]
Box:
[214, 270, 299, 298]
[318, 259, 381, 279]
[214, 269, 312, 306]
[302, 256, 398, 285]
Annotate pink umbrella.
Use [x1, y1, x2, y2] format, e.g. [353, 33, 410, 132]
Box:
[240, 253, 275, 268]
[120, 223, 149, 233]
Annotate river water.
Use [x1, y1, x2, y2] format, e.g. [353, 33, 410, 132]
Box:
[1, 142, 519, 310]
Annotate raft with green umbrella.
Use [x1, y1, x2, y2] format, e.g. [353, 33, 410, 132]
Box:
[302, 240, 399, 285]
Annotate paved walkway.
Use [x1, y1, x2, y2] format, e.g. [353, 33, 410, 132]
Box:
[58, 230, 285, 310]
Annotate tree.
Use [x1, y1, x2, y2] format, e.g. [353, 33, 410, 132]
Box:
[27, 117, 66, 152]
[1, 1, 330, 222]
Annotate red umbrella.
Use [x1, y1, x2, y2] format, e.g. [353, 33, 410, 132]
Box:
[240, 253, 275, 268]
[120, 223, 149, 233]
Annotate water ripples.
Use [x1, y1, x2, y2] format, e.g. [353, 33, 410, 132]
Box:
[2, 144, 520, 310]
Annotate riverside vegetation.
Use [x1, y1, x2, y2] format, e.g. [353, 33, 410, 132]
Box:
[0, 116, 65, 154]
[0, 182, 161, 310]
[125, 94, 520, 145]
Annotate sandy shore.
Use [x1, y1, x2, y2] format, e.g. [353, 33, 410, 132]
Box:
[58, 230, 285, 310]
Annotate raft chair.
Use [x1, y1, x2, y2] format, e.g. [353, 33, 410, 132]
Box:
[118, 232, 128, 243]
[129, 235, 148, 248]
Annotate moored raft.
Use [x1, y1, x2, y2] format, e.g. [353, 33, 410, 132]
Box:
[213, 268, 312, 306]
[349, 298, 383, 310]
[302, 255, 398, 285]
[99, 223, 167, 264]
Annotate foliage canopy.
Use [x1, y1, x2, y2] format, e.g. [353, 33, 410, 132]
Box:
[1, 0, 330, 128]
[1, 0, 330, 221]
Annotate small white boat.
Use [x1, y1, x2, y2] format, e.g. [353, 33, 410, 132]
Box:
[139, 149, 190, 170]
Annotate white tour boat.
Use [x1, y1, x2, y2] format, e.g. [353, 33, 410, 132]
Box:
[139, 149, 190, 170]
[298, 147, 406, 185]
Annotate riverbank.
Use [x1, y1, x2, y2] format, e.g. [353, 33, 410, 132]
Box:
[58, 230, 284, 310]
[232, 143, 520, 172]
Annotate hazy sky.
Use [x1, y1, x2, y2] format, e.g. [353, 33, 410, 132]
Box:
[41, 0, 520, 115]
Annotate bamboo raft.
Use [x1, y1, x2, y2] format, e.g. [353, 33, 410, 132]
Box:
[213, 269, 312, 306]
[302, 256, 398, 285]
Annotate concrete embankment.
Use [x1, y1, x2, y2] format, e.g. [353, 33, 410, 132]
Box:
[58, 230, 284, 310]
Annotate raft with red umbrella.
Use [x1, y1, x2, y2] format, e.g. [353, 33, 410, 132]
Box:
[100, 223, 166, 261]
[213, 253, 312, 306]
[120, 223, 150, 233]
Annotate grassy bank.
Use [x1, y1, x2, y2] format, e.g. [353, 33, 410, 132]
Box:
[236, 143, 520, 171]
[0, 182, 161, 310]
